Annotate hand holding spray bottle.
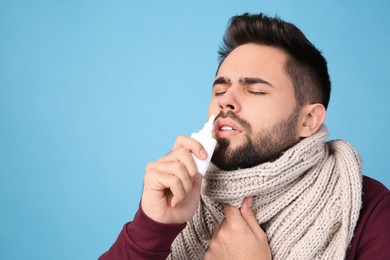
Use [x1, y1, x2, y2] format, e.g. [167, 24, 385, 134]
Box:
[190, 115, 217, 175]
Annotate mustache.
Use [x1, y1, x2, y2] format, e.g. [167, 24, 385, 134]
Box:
[215, 111, 251, 131]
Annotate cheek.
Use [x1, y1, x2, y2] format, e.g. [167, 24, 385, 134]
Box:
[243, 104, 280, 130]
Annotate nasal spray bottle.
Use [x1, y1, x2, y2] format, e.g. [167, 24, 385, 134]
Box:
[191, 115, 217, 175]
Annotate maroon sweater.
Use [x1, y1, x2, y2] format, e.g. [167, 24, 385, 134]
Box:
[100, 176, 390, 259]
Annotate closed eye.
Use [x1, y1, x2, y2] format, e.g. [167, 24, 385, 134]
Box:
[213, 85, 228, 96]
[213, 90, 227, 96]
[248, 90, 267, 95]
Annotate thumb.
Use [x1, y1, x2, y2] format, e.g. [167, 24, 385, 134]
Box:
[240, 196, 256, 222]
[240, 197, 265, 238]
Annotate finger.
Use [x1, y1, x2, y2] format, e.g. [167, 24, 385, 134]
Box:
[147, 169, 186, 207]
[172, 135, 207, 160]
[223, 203, 241, 223]
[211, 221, 223, 237]
[158, 148, 199, 178]
[206, 222, 222, 259]
[240, 197, 267, 240]
[147, 161, 194, 193]
[192, 172, 203, 190]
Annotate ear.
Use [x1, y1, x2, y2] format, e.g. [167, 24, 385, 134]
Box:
[297, 103, 326, 138]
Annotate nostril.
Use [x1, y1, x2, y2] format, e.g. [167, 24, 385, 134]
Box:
[219, 103, 235, 111]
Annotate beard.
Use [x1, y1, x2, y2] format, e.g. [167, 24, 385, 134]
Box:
[211, 108, 300, 171]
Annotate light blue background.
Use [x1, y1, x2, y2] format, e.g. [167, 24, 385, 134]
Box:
[1, 1, 389, 259]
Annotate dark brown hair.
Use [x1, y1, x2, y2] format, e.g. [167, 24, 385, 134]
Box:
[218, 13, 331, 109]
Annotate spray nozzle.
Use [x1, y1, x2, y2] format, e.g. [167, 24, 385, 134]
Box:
[198, 114, 215, 136]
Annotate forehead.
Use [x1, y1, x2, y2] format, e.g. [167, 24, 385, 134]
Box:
[217, 44, 292, 87]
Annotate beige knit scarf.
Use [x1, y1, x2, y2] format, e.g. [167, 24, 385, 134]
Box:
[168, 126, 362, 260]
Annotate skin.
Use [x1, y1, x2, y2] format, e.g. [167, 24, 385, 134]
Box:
[141, 43, 326, 258]
[205, 197, 271, 260]
[209, 44, 299, 148]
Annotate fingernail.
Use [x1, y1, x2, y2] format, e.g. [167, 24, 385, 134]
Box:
[200, 149, 207, 159]
[247, 197, 253, 208]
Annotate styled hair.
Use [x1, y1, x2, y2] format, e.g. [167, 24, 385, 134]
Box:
[218, 13, 331, 109]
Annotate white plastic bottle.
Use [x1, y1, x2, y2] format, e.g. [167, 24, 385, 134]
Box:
[191, 114, 217, 175]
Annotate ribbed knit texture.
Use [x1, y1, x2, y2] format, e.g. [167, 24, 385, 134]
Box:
[168, 126, 362, 260]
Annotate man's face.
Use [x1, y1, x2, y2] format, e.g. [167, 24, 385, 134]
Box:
[208, 44, 301, 170]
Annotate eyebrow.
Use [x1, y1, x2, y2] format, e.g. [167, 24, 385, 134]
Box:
[239, 77, 275, 88]
[212, 76, 275, 88]
[212, 77, 230, 87]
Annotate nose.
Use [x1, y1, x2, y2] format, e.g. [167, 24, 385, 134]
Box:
[217, 88, 241, 113]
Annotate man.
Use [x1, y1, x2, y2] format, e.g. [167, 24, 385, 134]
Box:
[101, 13, 390, 259]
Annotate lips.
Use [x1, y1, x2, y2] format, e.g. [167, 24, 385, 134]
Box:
[220, 126, 236, 131]
[214, 118, 242, 138]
